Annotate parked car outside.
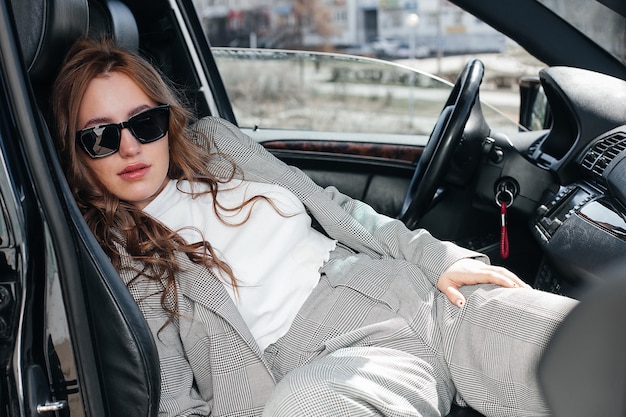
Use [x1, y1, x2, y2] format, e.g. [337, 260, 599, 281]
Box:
[368, 36, 402, 58]
[395, 42, 432, 59]
[0, 0, 625, 416]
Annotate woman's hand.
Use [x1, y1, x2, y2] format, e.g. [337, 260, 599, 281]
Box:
[437, 258, 531, 307]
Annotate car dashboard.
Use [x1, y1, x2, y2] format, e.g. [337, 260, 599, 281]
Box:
[522, 67, 626, 296]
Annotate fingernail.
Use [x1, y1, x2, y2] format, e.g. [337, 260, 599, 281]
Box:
[456, 299, 464, 307]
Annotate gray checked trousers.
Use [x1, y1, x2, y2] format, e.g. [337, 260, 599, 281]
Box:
[261, 253, 577, 417]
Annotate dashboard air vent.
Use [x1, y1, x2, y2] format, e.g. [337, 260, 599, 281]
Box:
[580, 132, 626, 178]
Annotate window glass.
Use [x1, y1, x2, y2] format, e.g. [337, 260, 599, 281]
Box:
[213, 47, 523, 139]
[212, 48, 451, 136]
[195, 1, 540, 138]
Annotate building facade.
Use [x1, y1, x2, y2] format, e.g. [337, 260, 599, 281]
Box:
[193, 0, 505, 55]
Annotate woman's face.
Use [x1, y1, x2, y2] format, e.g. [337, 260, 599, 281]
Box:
[77, 72, 170, 209]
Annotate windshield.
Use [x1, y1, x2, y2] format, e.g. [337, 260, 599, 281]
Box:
[539, 0, 626, 65]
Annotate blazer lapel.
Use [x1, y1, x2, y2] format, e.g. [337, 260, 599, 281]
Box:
[176, 253, 266, 359]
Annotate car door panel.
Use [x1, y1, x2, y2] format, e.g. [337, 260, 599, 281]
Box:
[262, 139, 421, 217]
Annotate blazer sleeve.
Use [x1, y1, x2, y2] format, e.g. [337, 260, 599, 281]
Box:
[193, 116, 488, 287]
[316, 185, 489, 286]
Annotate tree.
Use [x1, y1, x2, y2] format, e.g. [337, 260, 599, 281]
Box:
[292, 0, 338, 50]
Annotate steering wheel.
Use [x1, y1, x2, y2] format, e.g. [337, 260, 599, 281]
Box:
[399, 59, 485, 230]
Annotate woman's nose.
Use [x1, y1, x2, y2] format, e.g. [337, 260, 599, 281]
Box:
[117, 128, 141, 157]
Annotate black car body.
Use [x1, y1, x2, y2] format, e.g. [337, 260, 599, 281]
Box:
[0, 0, 624, 416]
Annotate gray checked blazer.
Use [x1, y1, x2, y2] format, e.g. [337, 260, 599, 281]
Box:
[118, 117, 483, 417]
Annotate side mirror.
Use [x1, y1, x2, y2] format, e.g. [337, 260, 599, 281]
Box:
[519, 76, 552, 131]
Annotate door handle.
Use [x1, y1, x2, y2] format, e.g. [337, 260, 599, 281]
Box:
[37, 400, 68, 413]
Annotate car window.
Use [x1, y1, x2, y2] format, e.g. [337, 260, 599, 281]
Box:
[192, 1, 534, 141]
[212, 48, 449, 136]
[212, 47, 523, 140]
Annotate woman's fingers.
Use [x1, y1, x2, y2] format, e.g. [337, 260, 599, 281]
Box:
[438, 258, 531, 307]
[440, 284, 466, 307]
[473, 264, 529, 288]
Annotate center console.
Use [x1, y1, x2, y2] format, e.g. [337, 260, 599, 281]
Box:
[532, 184, 598, 243]
[531, 182, 626, 295]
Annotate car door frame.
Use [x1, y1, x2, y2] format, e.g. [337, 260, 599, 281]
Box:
[0, 2, 114, 415]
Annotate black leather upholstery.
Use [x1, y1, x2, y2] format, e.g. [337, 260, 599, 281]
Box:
[538, 271, 626, 417]
[448, 404, 486, 417]
[89, 0, 139, 51]
[10, 0, 87, 98]
[11, 0, 88, 84]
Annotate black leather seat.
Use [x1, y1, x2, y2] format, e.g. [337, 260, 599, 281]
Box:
[10, 0, 161, 416]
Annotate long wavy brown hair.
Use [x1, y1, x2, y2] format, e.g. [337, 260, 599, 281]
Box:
[51, 38, 253, 317]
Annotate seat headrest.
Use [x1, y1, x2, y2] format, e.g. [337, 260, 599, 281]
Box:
[11, 0, 140, 89]
[88, 0, 139, 52]
[10, 0, 89, 86]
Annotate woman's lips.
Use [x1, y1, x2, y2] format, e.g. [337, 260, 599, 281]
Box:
[118, 163, 150, 181]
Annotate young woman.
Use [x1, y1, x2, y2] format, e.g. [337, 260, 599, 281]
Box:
[51, 38, 577, 417]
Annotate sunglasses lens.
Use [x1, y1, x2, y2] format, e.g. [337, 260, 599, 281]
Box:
[129, 106, 169, 143]
[79, 125, 121, 158]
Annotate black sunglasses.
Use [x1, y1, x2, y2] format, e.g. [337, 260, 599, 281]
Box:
[76, 104, 170, 158]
